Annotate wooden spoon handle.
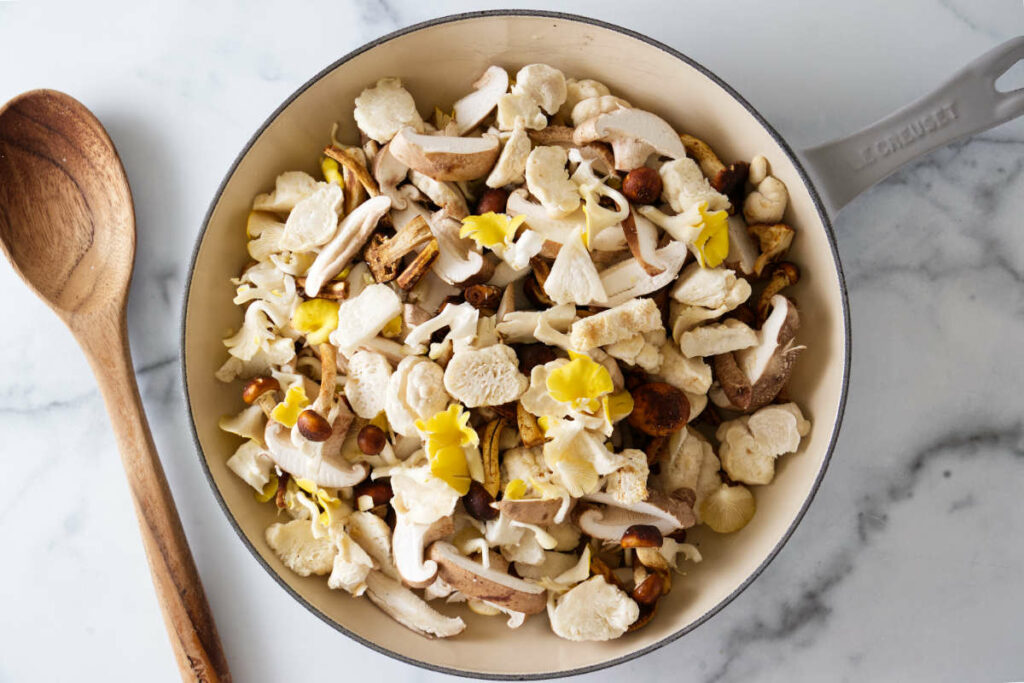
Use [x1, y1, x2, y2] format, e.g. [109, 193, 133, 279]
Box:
[80, 313, 231, 683]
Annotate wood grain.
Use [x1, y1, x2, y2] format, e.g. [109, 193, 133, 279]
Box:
[0, 90, 230, 682]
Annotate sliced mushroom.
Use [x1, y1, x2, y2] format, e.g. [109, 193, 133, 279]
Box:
[453, 65, 509, 135]
[749, 222, 795, 276]
[573, 108, 686, 171]
[725, 214, 758, 276]
[393, 514, 455, 588]
[599, 241, 689, 307]
[304, 195, 392, 297]
[679, 133, 750, 196]
[364, 214, 434, 283]
[505, 188, 585, 245]
[577, 490, 696, 540]
[364, 571, 466, 638]
[323, 145, 381, 197]
[496, 497, 573, 526]
[263, 419, 367, 489]
[621, 210, 665, 276]
[409, 171, 469, 219]
[371, 141, 409, 208]
[428, 212, 491, 285]
[389, 127, 500, 182]
[428, 541, 547, 614]
[714, 295, 801, 411]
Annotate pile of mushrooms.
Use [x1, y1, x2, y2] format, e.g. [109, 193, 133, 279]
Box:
[216, 62, 815, 642]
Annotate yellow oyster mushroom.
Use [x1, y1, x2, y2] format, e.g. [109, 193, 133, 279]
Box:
[459, 212, 526, 249]
[546, 351, 614, 412]
[255, 473, 279, 503]
[380, 314, 403, 338]
[504, 478, 528, 500]
[602, 390, 634, 424]
[321, 157, 344, 187]
[693, 203, 729, 268]
[291, 298, 340, 345]
[270, 385, 309, 428]
[416, 404, 480, 495]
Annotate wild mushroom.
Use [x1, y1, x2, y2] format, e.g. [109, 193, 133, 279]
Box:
[757, 262, 799, 322]
[265, 519, 336, 577]
[395, 239, 440, 291]
[486, 121, 531, 188]
[748, 222, 795, 276]
[242, 376, 280, 418]
[743, 155, 789, 225]
[304, 195, 392, 297]
[543, 228, 607, 306]
[443, 343, 528, 407]
[557, 78, 611, 121]
[389, 127, 501, 182]
[525, 145, 581, 217]
[428, 213, 492, 285]
[371, 141, 409, 208]
[505, 188, 585, 245]
[392, 514, 455, 588]
[678, 318, 758, 358]
[570, 95, 631, 127]
[627, 382, 690, 436]
[679, 133, 750, 196]
[717, 402, 811, 485]
[329, 283, 403, 355]
[323, 145, 381, 197]
[364, 571, 466, 638]
[658, 157, 730, 213]
[495, 497, 574, 526]
[263, 418, 367, 488]
[352, 77, 425, 144]
[714, 295, 802, 411]
[569, 297, 662, 351]
[548, 575, 639, 642]
[599, 241, 689, 307]
[364, 214, 434, 283]
[513, 64, 567, 116]
[409, 171, 469, 219]
[428, 541, 547, 614]
[577, 490, 696, 539]
[572, 107, 686, 171]
[453, 65, 509, 135]
[384, 355, 449, 436]
[344, 350, 392, 419]
[724, 214, 759, 276]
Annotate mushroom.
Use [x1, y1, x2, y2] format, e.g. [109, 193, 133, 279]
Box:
[371, 141, 409, 208]
[344, 350, 392, 419]
[678, 318, 758, 358]
[392, 514, 455, 588]
[658, 157, 730, 213]
[543, 227, 607, 306]
[329, 283, 403, 355]
[621, 210, 666, 277]
[513, 64, 567, 116]
[525, 145, 581, 217]
[569, 297, 662, 351]
[572, 107, 686, 171]
[757, 262, 799, 322]
[409, 171, 469, 219]
[443, 343, 528, 407]
[714, 294, 802, 411]
[505, 188, 585, 245]
[558, 78, 611, 121]
[352, 77, 425, 144]
[743, 155, 789, 225]
[486, 121, 531, 188]
[453, 65, 509, 135]
[395, 239, 440, 291]
[495, 497, 574, 526]
[389, 127, 501, 182]
[304, 195, 392, 297]
[717, 402, 811, 485]
[364, 571, 466, 638]
[427, 541, 547, 614]
[364, 214, 434, 283]
[263, 418, 367, 488]
[570, 95, 631, 127]
[679, 133, 750, 196]
[242, 376, 280, 418]
[384, 355, 449, 436]
[547, 575, 639, 642]
[428, 213, 492, 285]
[599, 241, 689, 307]
[724, 214, 759, 276]
[748, 222, 795, 276]
[576, 490, 696, 540]
[323, 144, 381, 197]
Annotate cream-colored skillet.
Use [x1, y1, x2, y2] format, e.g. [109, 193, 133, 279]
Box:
[181, 11, 1024, 678]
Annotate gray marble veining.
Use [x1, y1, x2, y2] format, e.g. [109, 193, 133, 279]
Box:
[1, 1, 1022, 681]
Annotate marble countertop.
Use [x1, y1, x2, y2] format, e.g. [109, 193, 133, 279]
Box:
[2, 1, 1022, 681]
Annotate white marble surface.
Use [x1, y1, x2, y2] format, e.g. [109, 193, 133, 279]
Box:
[1, 1, 1022, 681]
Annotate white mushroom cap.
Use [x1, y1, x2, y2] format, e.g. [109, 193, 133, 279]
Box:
[344, 350, 393, 419]
[389, 127, 501, 182]
[392, 514, 454, 588]
[453, 65, 509, 135]
[443, 343, 528, 408]
[573, 107, 685, 171]
[513, 64, 567, 115]
[353, 77, 425, 144]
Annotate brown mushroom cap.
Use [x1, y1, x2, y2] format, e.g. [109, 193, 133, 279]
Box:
[389, 127, 500, 182]
[495, 497, 574, 526]
[428, 541, 547, 614]
[577, 490, 695, 540]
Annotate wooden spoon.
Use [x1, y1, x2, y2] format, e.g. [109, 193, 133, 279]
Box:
[0, 90, 231, 682]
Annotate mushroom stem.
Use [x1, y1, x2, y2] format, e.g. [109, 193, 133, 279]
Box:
[395, 238, 440, 291]
[314, 343, 337, 414]
[324, 145, 381, 197]
[366, 215, 435, 282]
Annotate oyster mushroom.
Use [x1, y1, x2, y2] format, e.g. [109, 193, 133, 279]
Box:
[428, 213, 492, 285]
[263, 418, 367, 489]
[573, 107, 686, 171]
[389, 127, 500, 182]
[428, 541, 547, 614]
[714, 294, 802, 412]
[576, 490, 696, 540]
[364, 571, 466, 638]
[453, 65, 509, 135]
[304, 195, 392, 297]
[393, 514, 455, 588]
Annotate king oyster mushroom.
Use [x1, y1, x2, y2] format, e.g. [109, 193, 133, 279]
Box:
[714, 294, 802, 411]
[428, 541, 547, 614]
[572, 107, 686, 171]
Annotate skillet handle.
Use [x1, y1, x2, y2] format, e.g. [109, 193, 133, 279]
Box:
[800, 36, 1024, 216]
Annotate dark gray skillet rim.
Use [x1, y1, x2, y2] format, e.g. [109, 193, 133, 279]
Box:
[180, 9, 851, 680]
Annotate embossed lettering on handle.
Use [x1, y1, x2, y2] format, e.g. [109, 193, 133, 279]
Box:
[801, 36, 1024, 216]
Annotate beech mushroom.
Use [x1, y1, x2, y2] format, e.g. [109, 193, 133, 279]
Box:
[428, 541, 547, 614]
[389, 127, 501, 182]
[453, 65, 509, 135]
[572, 107, 686, 171]
[679, 133, 750, 196]
[263, 419, 367, 488]
[714, 295, 802, 411]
